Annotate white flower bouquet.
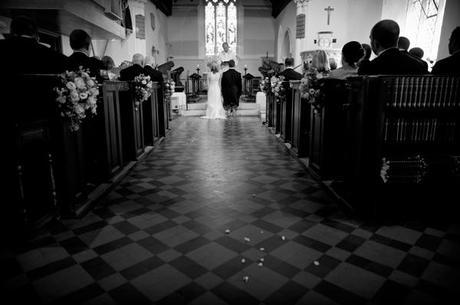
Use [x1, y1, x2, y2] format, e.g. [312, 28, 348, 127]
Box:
[133, 74, 153, 106]
[54, 67, 99, 131]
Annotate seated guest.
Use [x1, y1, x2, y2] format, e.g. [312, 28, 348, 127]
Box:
[278, 57, 302, 81]
[329, 41, 364, 79]
[0, 15, 67, 74]
[432, 27, 460, 75]
[329, 58, 338, 71]
[67, 29, 104, 78]
[409, 47, 429, 71]
[358, 43, 372, 67]
[409, 47, 424, 59]
[119, 53, 145, 81]
[144, 56, 164, 85]
[101, 56, 115, 70]
[101, 55, 117, 80]
[358, 20, 427, 75]
[398, 36, 410, 52]
[310, 50, 330, 77]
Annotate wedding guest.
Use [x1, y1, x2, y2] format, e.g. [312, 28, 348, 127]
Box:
[119, 53, 145, 81]
[0, 15, 67, 74]
[358, 20, 427, 75]
[409, 47, 429, 71]
[100, 56, 116, 80]
[329, 58, 337, 71]
[432, 27, 460, 75]
[409, 47, 424, 59]
[67, 29, 104, 78]
[278, 57, 302, 81]
[311, 50, 330, 76]
[329, 41, 364, 79]
[144, 56, 164, 89]
[398, 36, 410, 51]
[102, 56, 115, 70]
[358, 43, 372, 67]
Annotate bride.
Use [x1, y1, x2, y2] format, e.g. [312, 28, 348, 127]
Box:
[201, 62, 226, 120]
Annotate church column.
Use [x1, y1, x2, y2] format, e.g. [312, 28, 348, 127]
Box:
[293, 0, 309, 67]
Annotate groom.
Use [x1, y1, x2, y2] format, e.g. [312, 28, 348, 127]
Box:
[221, 60, 242, 117]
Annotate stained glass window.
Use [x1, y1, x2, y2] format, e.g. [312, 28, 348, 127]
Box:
[405, 0, 444, 61]
[205, 0, 237, 56]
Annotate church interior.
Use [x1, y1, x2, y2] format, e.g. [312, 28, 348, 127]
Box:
[1, 0, 460, 304]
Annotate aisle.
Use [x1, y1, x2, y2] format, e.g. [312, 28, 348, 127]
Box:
[2, 117, 459, 305]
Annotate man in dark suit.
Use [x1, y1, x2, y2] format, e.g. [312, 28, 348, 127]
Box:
[221, 60, 242, 117]
[0, 16, 67, 74]
[144, 56, 164, 85]
[66, 29, 104, 78]
[278, 57, 302, 81]
[432, 27, 460, 75]
[119, 53, 145, 81]
[358, 20, 427, 75]
[399, 36, 429, 71]
[409, 47, 429, 71]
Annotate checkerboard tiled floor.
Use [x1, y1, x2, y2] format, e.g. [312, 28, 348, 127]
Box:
[1, 117, 460, 305]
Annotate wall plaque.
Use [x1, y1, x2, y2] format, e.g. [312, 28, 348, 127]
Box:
[296, 14, 306, 39]
[135, 14, 145, 39]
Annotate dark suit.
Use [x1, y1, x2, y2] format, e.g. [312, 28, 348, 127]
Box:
[432, 52, 460, 75]
[119, 64, 146, 81]
[66, 52, 104, 79]
[278, 68, 303, 81]
[0, 36, 67, 74]
[358, 48, 427, 75]
[221, 68, 242, 110]
[144, 65, 164, 85]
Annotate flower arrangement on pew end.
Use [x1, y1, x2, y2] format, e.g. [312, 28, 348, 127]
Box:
[259, 76, 271, 94]
[164, 79, 175, 102]
[133, 74, 153, 107]
[271, 75, 286, 103]
[299, 68, 325, 112]
[55, 67, 99, 132]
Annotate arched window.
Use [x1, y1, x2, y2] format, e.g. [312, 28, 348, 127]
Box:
[405, 0, 444, 61]
[205, 0, 237, 56]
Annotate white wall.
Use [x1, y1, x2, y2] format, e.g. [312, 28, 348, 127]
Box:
[436, 0, 459, 60]
[89, 0, 168, 66]
[168, 1, 275, 78]
[275, 0, 383, 68]
[381, 0, 409, 33]
[275, 1, 296, 63]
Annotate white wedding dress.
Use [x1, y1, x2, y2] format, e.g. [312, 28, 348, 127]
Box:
[201, 72, 226, 120]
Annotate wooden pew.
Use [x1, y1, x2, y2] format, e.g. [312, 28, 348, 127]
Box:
[119, 84, 145, 162]
[266, 91, 275, 128]
[290, 81, 311, 157]
[340, 75, 460, 214]
[2, 74, 60, 235]
[143, 82, 162, 146]
[307, 79, 348, 178]
[101, 81, 127, 177]
[5, 76, 171, 233]
[279, 81, 293, 143]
